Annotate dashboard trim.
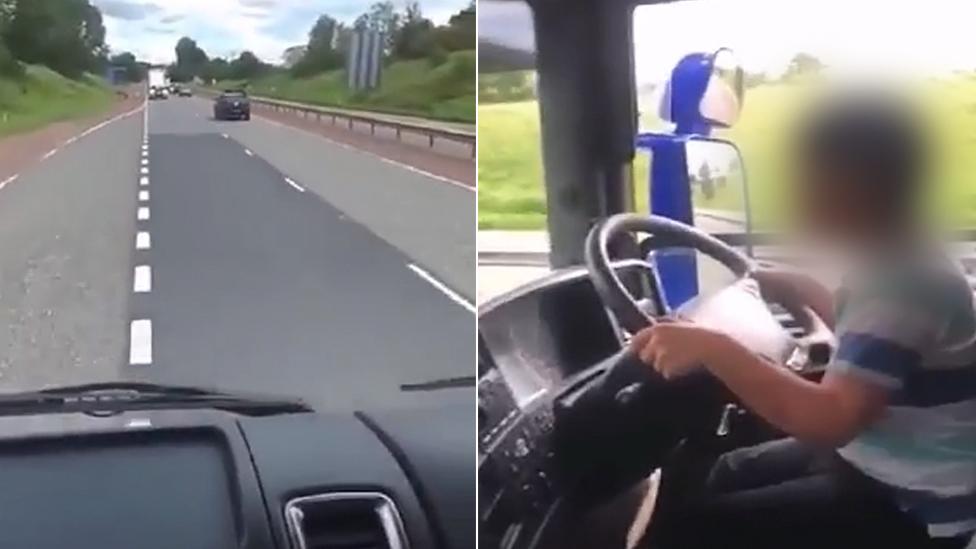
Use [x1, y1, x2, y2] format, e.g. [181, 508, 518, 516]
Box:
[283, 491, 409, 549]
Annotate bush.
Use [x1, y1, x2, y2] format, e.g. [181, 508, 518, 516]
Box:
[0, 42, 24, 78]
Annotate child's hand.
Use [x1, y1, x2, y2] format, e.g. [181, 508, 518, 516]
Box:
[629, 321, 733, 379]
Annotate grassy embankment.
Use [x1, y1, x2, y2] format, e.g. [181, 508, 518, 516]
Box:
[0, 65, 115, 138]
[216, 50, 475, 124]
[478, 71, 976, 230]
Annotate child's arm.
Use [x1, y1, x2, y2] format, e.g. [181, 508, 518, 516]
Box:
[754, 267, 837, 328]
[631, 323, 890, 447]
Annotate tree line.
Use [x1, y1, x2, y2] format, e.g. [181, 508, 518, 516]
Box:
[166, 1, 475, 84]
[0, 0, 108, 78]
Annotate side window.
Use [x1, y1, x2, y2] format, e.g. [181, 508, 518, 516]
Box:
[477, 1, 547, 302]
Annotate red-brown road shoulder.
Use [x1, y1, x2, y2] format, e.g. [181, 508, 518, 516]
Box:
[0, 91, 143, 185]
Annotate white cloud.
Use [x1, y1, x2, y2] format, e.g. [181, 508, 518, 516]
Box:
[99, 0, 470, 64]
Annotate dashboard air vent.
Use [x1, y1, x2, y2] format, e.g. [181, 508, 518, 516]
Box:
[284, 492, 408, 549]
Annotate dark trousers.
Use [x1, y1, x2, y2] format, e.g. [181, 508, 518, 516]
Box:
[643, 438, 967, 549]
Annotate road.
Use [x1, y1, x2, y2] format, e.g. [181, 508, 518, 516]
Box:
[0, 96, 475, 411]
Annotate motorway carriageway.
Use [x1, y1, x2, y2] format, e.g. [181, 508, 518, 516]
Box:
[0, 97, 475, 411]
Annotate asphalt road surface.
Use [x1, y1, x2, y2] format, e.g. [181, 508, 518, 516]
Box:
[0, 97, 475, 411]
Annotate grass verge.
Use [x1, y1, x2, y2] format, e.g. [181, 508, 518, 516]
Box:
[479, 77, 976, 230]
[0, 65, 115, 138]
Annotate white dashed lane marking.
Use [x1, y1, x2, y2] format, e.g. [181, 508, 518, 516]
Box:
[284, 177, 305, 193]
[133, 265, 152, 293]
[136, 231, 151, 250]
[41, 149, 57, 160]
[139, 190, 149, 201]
[137, 207, 150, 221]
[129, 320, 152, 365]
[140, 167, 149, 175]
[245, 148, 253, 156]
[0, 174, 17, 189]
[140, 176, 148, 186]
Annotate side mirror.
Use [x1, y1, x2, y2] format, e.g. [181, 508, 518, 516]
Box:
[684, 138, 747, 225]
[699, 49, 744, 128]
[658, 48, 745, 133]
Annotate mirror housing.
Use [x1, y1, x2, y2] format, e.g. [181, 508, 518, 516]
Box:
[658, 48, 745, 135]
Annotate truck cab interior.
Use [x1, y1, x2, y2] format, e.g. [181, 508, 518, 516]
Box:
[477, 1, 973, 548]
[0, 382, 473, 549]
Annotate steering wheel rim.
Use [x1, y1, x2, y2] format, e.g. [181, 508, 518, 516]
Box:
[585, 213, 755, 333]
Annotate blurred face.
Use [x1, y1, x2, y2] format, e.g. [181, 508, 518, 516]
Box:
[793, 163, 878, 249]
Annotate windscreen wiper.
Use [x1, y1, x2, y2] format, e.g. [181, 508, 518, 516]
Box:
[0, 382, 313, 417]
[400, 375, 475, 392]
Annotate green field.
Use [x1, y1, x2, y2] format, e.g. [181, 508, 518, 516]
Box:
[0, 65, 115, 138]
[217, 50, 475, 124]
[478, 76, 976, 230]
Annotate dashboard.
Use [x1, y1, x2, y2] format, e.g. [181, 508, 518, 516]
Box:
[0, 394, 474, 549]
[478, 265, 646, 549]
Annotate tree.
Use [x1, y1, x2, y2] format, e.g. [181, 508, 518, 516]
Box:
[290, 14, 345, 77]
[227, 50, 268, 80]
[391, 2, 435, 60]
[435, 3, 474, 52]
[4, 0, 108, 77]
[109, 51, 144, 82]
[697, 162, 715, 200]
[308, 15, 338, 52]
[199, 57, 229, 83]
[174, 36, 208, 80]
[364, 1, 399, 52]
[786, 52, 823, 79]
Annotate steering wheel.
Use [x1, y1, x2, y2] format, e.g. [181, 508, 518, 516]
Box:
[584, 213, 833, 364]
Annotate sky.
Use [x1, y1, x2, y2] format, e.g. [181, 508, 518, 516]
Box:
[480, 0, 976, 84]
[93, 0, 470, 64]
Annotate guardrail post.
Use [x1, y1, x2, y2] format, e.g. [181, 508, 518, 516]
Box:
[317, 113, 321, 122]
[370, 122, 375, 135]
[471, 142, 476, 159]
[429, 134, 435, 148]
[396, 127, 401, 140]
[348, 119, 353, 130]
[331, 114, 336, 125]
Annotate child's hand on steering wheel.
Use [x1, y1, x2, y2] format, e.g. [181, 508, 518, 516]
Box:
[630, 319, 737, 380]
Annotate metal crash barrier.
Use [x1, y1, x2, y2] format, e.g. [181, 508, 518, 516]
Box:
[197, 89, 475, 158]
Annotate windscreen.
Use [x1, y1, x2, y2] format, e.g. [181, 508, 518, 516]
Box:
[0, 1, 476, 413]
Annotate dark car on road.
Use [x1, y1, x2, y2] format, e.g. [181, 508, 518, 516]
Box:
[213, 90, 250, 121]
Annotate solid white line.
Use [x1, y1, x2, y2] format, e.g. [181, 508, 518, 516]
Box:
[133, 265, 152, 292]
[0, 174, 17, 189]
[138, 190, 149, 201]
[129, 319, 152, 365]
[140, 167, 149, 175]
[256, 115, 473, 192]
[284, 177, 305, 193]
[139, 176, 149, 186]
[78, 103, 142, 140]
[41, 149, 57, 160]
[406, 263, 475, 313]
[136, 231, 151, 250]
[244, 148, 253, 156]
[137, 207, 150, 220]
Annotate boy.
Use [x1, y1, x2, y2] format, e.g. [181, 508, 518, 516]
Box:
[635, 93, 976, 549]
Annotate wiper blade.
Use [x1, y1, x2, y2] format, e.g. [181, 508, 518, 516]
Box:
[400, 375, 475, 392]
[0, 382, 313, 416]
